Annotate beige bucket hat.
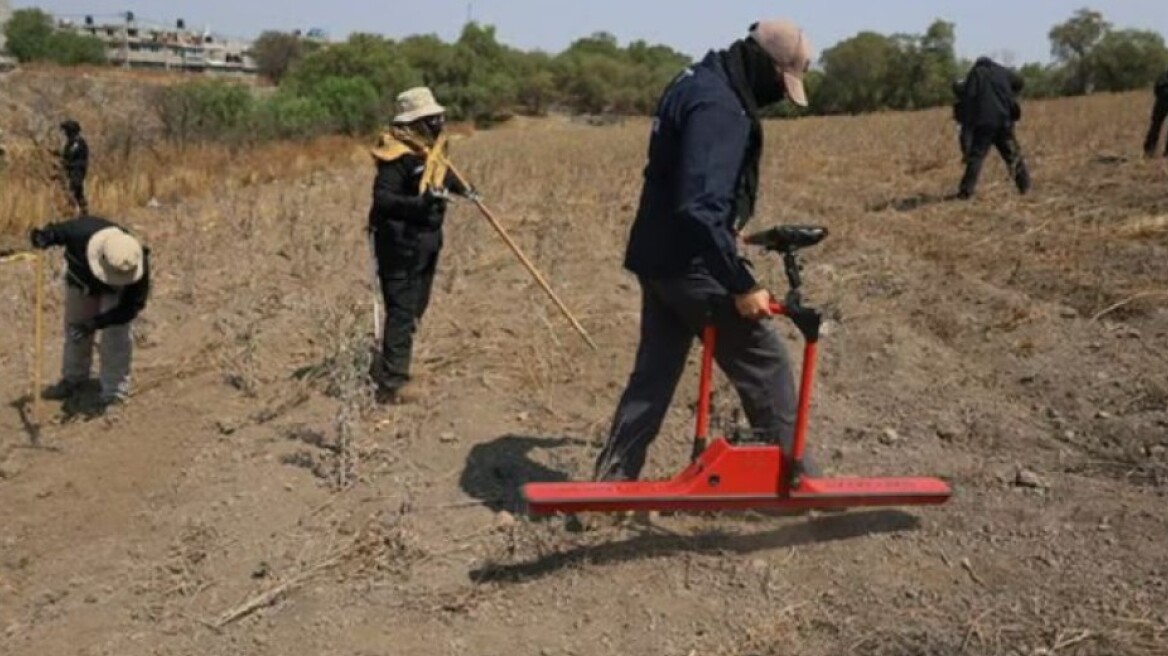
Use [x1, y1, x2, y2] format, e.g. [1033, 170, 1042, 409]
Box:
[87, 227, 144, 286]
[748, 19, 813, 107]
[393, 86, 446, 124]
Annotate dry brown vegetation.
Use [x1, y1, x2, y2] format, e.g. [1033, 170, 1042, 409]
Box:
[1, 72, 1166, 656]
[0, 66, 361, 240]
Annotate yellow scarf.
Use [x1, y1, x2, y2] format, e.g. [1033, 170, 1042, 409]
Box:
[370, 128, 450, 196]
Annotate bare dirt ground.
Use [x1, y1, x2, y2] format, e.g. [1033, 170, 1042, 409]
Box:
[2, 90, 1167, 656]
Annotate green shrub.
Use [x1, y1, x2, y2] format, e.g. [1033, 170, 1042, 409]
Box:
[306, 76, 383, 135]
[255, 92, 332, 140]
[155, 80, 257, 144]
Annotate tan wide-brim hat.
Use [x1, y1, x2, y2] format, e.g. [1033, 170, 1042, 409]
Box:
[749, 19, 813, 107]
[87, 227, 144, 286]
[393, 86, 446, 124]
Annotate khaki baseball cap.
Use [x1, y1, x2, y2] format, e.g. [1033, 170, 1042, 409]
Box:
[748, 19, 812, 107]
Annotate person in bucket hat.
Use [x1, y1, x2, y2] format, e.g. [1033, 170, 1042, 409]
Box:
[366, 86, 474, 405]
[29, 216, 151, 408]
[593, 18, 822, 484]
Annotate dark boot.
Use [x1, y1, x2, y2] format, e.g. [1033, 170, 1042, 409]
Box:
[375, 380, 424, 405]
[42, 379, 87, 400]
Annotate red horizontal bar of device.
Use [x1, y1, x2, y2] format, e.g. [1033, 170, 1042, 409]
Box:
[522, 439, 951, 515]
[523, 483, 951, 514]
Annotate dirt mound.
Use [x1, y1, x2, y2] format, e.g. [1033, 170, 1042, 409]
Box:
[1, 91, 1166, 655]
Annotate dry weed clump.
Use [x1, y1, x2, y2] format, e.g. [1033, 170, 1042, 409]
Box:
[282, 301, 378, 489]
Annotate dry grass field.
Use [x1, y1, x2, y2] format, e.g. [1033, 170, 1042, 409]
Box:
[1, 68, 1167, 656]
[0, 66, 360, 238]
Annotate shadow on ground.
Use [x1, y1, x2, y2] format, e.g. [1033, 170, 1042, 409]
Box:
[867, 192, 957, 213]
[459, 433, 591, 514]
[472, 509, 921, 584]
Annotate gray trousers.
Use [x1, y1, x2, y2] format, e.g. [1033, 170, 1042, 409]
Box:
[62, 284, 132, 400]
[594, 270, 814, 482]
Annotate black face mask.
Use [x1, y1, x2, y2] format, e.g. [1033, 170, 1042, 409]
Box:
[416, 115, 445, 140]
[740, 38, 785, 107]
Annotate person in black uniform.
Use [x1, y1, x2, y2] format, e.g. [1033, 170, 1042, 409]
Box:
[57, 119, 89, 214]
[1143, 69, 1168, 158]
[367, 87, 473, 404]
[956, 57, 1030, 199]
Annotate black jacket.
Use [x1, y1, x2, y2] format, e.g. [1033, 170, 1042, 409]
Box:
[951, 80, 966, 123]
[367, 152, 465, 254]
[60, 135, 89, 179]
[1155, 70, 1168, 100]
[960, 58, 1024, 129]
[623, 51, 760, 295]
[37, 216, 151, 328]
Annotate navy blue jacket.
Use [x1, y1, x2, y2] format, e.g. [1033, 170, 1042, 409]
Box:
[623, 51, 759, 295]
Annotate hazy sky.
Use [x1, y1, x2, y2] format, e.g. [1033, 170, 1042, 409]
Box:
[14, 0, 1168, 65]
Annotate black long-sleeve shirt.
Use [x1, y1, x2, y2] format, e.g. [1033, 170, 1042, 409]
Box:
[38, 216, 150, 328]
[60, 135, 89, 179]
[960, 58, 1025, 129]
[1156, 70, 1168, 100]
[367, 152, 465, 253]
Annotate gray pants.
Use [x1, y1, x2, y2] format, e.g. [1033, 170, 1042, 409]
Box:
[594, 270, 814, 482]
[62, 284, 132, 400]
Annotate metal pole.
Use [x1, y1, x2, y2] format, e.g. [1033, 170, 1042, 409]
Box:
[367, 231, 382, 342]
[446, 164, 598, 351]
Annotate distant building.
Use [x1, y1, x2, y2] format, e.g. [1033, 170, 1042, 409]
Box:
[59, 13, 257, 75]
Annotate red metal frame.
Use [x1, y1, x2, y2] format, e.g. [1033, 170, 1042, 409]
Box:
[522, 298, 952, 516]
[692, 325, 716, 457]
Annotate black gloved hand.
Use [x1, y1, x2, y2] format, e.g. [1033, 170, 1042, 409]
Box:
[423, 187, 449, 202]
[29, 228, 51, 249]
[68, 320, 97, 342]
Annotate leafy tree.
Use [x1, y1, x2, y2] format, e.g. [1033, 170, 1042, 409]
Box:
[398, 34, 454, 87]
[512, 51, 558, 115]
[284, 33, 420, 104]
[155, 80, 256, 144]
[307, 76, 382, 134]
[446, 23, 518, 122]
[255, 91, 331, 140]
[250, 31, 316, 83]
[1017, 63, 1064, 99]
[817, 32, 899, 114]
[48, 32, 106, 65]
[1089, 29, 1168, 92]
[1049, 8, 1111, 94]
[3, 9, 55, 62]
[2, 9, 105, 64]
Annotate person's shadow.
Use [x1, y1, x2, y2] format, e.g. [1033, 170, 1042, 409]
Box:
[459, 433, 590, 515]
[470, 509, 922, 584]
[866, 192, 956, 213]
